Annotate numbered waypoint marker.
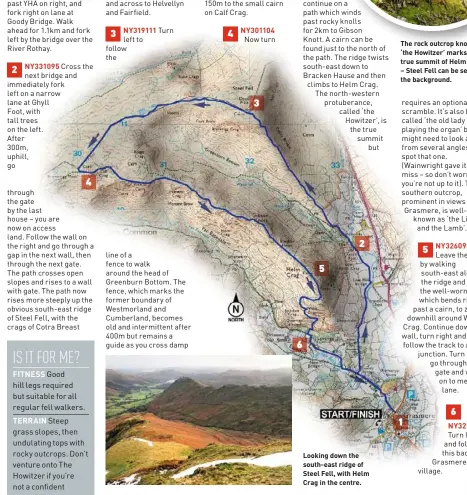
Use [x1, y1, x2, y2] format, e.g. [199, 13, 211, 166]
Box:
[292, 337, 307, 353]
[249, 95, 264, 111]
[313, 260, 329, 276]
[223, 26, 239, 42]
[7, 62, 22, 78]
[418, 242, 433, 258]
[105, 26, 121, 42]
[81, 174, 97, 190]
[354, 235, 370, 252]
[446, 404, 462, 420]
[392, 414, 409, 431]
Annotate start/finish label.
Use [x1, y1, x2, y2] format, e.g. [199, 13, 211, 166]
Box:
[7, 340, 94, 495]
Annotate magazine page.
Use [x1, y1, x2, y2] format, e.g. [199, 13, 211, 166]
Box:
[2, 0, 467, 492]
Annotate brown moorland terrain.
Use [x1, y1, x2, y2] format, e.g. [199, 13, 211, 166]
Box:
[106, 413, 279, 449]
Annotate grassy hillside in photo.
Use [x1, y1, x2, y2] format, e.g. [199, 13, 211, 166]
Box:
[141, 463, 292, 485]
[106, 438, 192, 479]
[166, 441, 292, 473]
[105, 415, 292, 484]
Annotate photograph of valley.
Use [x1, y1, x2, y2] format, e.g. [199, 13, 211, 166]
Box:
[105, 355, 292, 485]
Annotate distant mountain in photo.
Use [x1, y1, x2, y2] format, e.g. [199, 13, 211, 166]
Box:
[106, 366, 291, 394]
[213, 368, 291, 387]
[106, 369, 153, 393]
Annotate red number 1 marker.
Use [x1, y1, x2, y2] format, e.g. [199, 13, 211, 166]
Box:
[392, 414, 409, 430]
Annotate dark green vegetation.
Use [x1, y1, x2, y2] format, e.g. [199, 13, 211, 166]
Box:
[106, 418, 145, 450]
[372, 0, 467, 25]
[147, 377, 292, 436]
[106, 387, 163, 418]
